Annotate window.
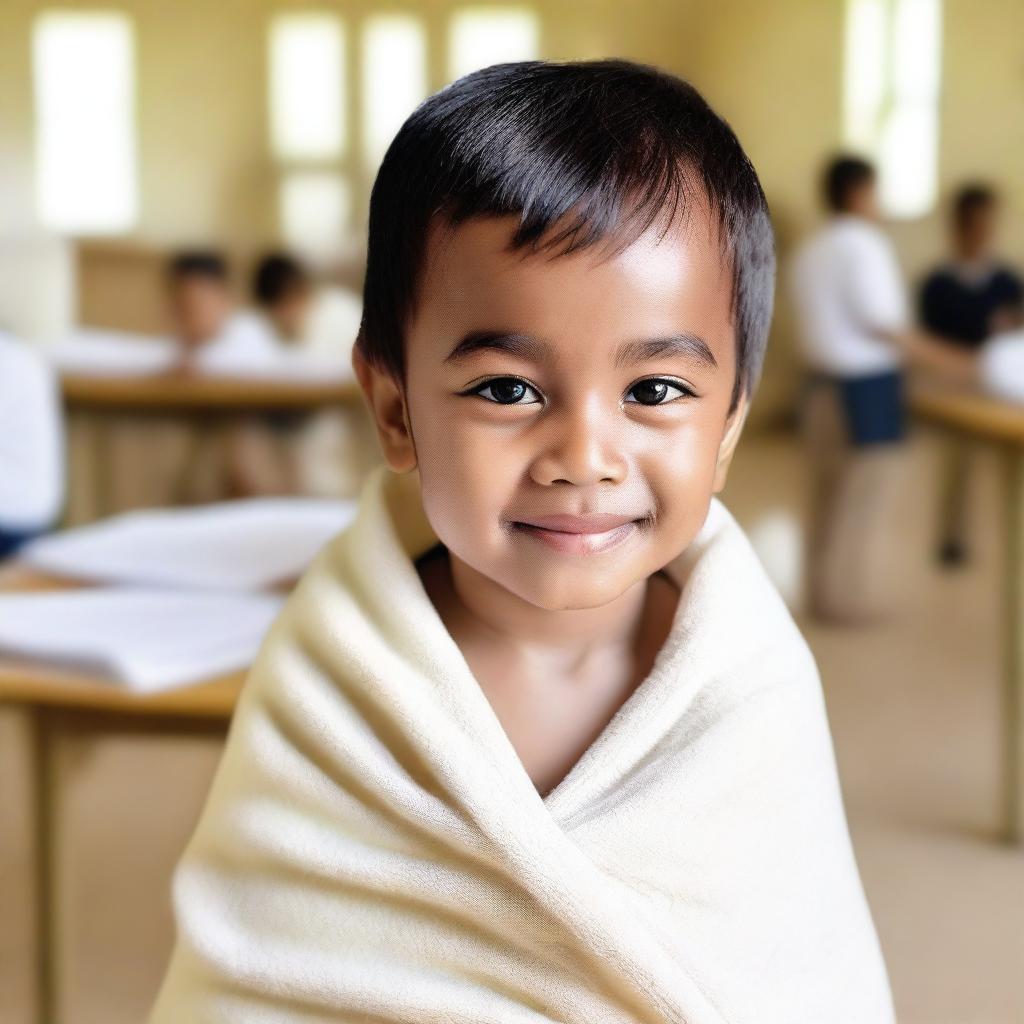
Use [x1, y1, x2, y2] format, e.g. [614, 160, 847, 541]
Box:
[269, 13, 345, 160]
[268, 12, 348, 261]
[448, 7, 539, 81]
[361, 15, 428, 173]
[842, 0, 942, 218]
[32, 12, 137, 234]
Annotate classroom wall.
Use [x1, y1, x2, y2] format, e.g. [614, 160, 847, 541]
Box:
[1, 0, 1023, 420]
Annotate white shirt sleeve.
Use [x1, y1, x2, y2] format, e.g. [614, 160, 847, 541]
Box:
[0, 334, 65, 530]
[843, 228, 908, 336]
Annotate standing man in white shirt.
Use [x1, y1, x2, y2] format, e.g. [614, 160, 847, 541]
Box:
[0, 331, 65, 557]
[790, 156, 976, 622]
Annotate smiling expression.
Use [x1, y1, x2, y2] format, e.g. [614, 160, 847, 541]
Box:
[355, 201, 748, 612]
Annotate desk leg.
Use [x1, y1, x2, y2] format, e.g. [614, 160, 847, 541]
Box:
[29, 708, 56, 1024]
[1003, 446, 1024, 845]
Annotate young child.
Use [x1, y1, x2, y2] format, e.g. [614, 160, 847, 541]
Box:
[165, 250, 280, 373]
[149, 60, 894, 1023]
[919, 183, 1024, 564]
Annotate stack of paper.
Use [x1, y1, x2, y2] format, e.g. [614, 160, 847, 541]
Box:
[5, 497, 360, 692]
[20, 496, 357, 591]
[45, 327, 179, 376]
[0, 588, 285, 692]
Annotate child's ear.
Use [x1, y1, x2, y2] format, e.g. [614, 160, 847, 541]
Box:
[712, 388, 750, 493]
[352, 345, 417, 473]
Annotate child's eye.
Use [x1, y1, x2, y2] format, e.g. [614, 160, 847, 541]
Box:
[464, 376, 696, 407]
[467, 377, 542, 405]
[625, 378, 695, 405]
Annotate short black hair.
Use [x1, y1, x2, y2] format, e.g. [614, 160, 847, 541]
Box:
[253, 252, 310, 306]
[167, 250, 228, 284]
[356, 58, 775, 412]
[953, 182, 997, 226]
[823, 155, 875, 213]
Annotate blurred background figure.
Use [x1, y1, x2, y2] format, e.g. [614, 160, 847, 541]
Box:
[244, 251, 374, 498]
[166, 250, 280, 373]
[0, 330, 65, 557]
[250, 251, 363, 361]
[790, 156, 911, 623]
[791, 156, 981, 623]
[919, 184, 1024, 565]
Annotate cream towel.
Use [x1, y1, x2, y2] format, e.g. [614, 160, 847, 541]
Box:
[148, 463, 894, 1023]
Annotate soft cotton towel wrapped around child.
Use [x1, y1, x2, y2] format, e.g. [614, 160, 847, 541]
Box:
[147, 462, 893, 1024]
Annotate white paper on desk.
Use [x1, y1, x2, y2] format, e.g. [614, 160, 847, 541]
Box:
[0, 588, 285, 692]
[197, 346, 355, 383]
[45, 328, 178, 376]
[980, 329, 1024, 404]
[20, 497, 357, 591]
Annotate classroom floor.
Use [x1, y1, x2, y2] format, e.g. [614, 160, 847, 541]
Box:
[2, 424, 1023, 1024]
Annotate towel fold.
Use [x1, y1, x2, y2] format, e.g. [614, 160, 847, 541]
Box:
[148, 463, 894, 1023]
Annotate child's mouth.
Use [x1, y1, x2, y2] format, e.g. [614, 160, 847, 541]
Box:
[511, 520, 641, 555]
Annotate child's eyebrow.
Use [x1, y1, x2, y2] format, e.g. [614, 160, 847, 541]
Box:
[443, 330, 718, 370]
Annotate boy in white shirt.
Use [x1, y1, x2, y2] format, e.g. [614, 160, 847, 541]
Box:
[790, 156, 975, 622]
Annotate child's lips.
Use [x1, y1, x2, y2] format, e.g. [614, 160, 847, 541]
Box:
[512, 519, 639, 555]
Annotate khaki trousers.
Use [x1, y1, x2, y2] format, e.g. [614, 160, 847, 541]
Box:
[801, 378, 906, 621]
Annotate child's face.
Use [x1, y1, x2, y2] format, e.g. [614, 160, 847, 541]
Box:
[357, 205, 748, 611]
[268, 283, 313, 341]
[168, 276, 232, 348]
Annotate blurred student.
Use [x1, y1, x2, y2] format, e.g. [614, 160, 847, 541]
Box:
[250, 252, 362, 362]
[790, 155, 977, 623]
[919, 184, 1024, 564]
[242, 253, 379, 498]
[160, 251, 286, 500]
[165, 250, 279, 373]
[0, 331, 64, 557]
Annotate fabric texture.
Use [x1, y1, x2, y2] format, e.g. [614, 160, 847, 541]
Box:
[148, 462, 895, 1024]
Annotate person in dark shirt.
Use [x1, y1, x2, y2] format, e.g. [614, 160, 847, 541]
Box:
[919, 183, 1024, 565]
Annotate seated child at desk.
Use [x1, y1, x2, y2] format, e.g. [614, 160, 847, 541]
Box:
[250, 251, 363, 360]
[149, 60, 894, 1022]
[163, 250, 299, 498]
[0, 330, 64, 557]
[165, 250, 280, 373]
[245, 253, 378, 497]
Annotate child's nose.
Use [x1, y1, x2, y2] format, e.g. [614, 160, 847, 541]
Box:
[531, 398, 629, 486]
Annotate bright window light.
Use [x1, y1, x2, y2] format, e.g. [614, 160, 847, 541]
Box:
[842, 0, 942, 219]
[448, 7, 539, 81]
[280, 172, 351, 262]
[269, 13, 345, 160]
[32, 12, 137, 234]
[361, 15, 427, 172]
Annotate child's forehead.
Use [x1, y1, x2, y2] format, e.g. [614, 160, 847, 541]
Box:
[415, 204, 734, 346]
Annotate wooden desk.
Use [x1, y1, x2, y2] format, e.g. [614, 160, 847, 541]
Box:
[61, 371, 362, 414]
[0, 568, 246, 1024]
[910, 379, 1024, 844]
[60, 371, 366, 522]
